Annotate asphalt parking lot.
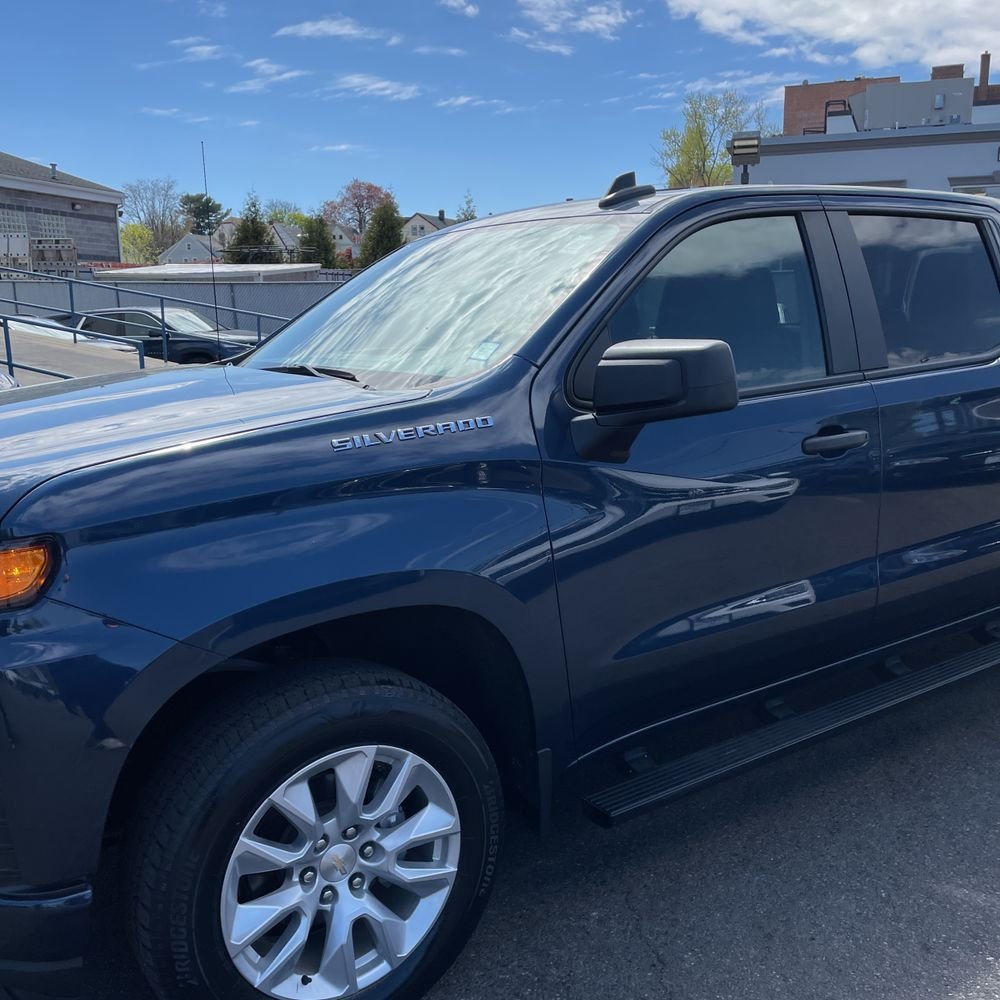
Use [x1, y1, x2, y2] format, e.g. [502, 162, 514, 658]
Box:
[89, 666, 1000, 1000]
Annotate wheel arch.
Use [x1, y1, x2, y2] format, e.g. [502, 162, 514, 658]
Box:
[105, 596, 566, 852]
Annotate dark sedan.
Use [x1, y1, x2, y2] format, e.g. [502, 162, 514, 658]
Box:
[49, 307, 261, 365]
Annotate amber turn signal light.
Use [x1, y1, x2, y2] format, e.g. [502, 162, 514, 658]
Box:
[0, 543, 54, 608]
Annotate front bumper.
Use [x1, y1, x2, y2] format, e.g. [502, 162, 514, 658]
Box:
[0, 884, 91, 998]
[0, 598, 177, 996]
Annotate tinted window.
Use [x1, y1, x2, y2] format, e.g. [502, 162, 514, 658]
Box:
[602, 215, 827, 390]
[849, 215, 1000, 367]
[80, 316, 124, 337]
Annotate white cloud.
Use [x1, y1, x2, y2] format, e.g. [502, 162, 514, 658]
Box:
[239, 119, 260, 126]
[310, 143, 361, 152]
[185, 115, 213, 123]
[275, 15, 400, 45]
[415, 45, 467, 56]
[330, 73, 421, 101]
[142, 107, 179, 117]
[169, 35, 207, 45]
[508, 27, 574, 55]
[439, 0, 479, 14]
[181, 44, 225, 61]
[517, 0, 635, 39]
[226, 59, 310, 93]
[197, 0, 227, 16]
[663, 0, 999, 68]
[683, 69, 805, 93]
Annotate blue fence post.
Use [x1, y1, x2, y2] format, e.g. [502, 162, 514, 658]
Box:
[67, 280, 76, 323]
[256, 314, 262, 343]
[159, 297, 169, 362]
[2, 318, 14, 377]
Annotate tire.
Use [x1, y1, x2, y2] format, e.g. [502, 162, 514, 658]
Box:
[125, 664, 503, 1000]
[180, 352, 216, 365]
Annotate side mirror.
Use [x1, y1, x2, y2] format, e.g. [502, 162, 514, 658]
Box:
[572, 338, 738, 461]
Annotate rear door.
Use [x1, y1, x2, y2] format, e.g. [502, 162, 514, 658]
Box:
[826, 197, 1000, 638]
[533, 196, 882, 752]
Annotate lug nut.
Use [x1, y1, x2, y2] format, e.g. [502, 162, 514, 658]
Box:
[314, 836, 329, 853]
[360, 842, 376, 861]
[300, 868, 317, 887]
[342, 826, 359, 841]
[320, 886, 335, 905]
[349, 873, 365, 891]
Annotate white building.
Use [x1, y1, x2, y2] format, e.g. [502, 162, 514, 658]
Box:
[750, 54, 1000, 198]
[158, 232, 218, 264]
[401, 211, 456, 243]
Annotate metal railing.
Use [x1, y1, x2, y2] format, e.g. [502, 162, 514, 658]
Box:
[0, 263, 311, 381]
[0, 264, 291, 346]
[1, 313, 146, 382]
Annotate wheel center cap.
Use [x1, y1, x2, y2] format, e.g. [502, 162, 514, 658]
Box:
[319, 844, 357, 883]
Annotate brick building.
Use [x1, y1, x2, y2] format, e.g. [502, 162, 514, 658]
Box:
[783, 76, 901, 135]
[0, 152, 123, 263]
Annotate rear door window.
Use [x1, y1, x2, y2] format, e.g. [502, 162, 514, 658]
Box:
[848, 215, 1000, 367]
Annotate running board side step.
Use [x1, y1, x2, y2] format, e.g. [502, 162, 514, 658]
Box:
[584, 641, 1000, 827]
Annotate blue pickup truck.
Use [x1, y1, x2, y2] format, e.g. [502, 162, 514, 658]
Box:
[3, 176, 1000, 1000]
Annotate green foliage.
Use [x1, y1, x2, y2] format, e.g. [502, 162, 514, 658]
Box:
[263, 199, 302, 225]
[298, 215, 338, 269]
[358, 197, 404, 268]
[456, 190, 477, 222]
[655, 90, 779, 189]
[179, 192, 228, 235]
[120, 222, 157, 264]
[224, 192, 277, 264]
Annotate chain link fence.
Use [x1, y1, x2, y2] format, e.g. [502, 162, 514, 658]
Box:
[0, 279, 351, 336]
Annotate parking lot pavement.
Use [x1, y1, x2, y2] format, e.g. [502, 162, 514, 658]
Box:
[5, 329, 172, 385]
[88, 666, 1000, 1000]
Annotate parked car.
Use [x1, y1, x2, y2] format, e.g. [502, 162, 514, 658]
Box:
[47, 306, 261, 364]
[1, 314, 134, 350]
[4, 177, 1000, 1000]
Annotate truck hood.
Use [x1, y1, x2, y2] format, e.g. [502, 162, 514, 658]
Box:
[0, 365, 425, 523]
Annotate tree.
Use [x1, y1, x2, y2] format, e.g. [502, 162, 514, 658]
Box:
[263, 199, 302, 225]
[179, 192, 228, 235]
[120, 222, 157, 264]
[358, 197, 404, 267]
[455, 190, 477, 222]
[298, 215, 338, 269]
[121, 177, 185, 254]
[224, 191, 277, 264]
[655, 91, 778, 189]
[322, 179, 392, 235]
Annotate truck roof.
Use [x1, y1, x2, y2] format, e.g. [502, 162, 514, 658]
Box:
[463, 183, 998, 228]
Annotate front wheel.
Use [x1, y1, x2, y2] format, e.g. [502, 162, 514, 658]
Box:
[126, 665, 503, 1000]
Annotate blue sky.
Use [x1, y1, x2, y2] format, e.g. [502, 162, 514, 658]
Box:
[5, 0, 996, 217]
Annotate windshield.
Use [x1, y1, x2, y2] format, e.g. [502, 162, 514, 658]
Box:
[164, 308, 217, 333]
[243, 218, 637, 389]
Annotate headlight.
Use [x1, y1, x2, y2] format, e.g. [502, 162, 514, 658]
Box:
[0, 540, 56, 609]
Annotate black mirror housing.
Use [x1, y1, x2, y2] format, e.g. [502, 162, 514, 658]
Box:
[593, 339, 738, 425]
[573, 338, 739, 462]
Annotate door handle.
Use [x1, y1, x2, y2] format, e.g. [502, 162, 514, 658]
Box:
[801, 427, 869, 456]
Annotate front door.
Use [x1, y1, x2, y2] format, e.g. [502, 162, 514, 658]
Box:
[536, 203, 882, 753]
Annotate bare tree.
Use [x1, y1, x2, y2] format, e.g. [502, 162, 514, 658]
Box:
[121, 177, 185, 253]
[322, 179, 392, 235]
[263, 199, 302, 224]
[655, 91, 778, 189]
